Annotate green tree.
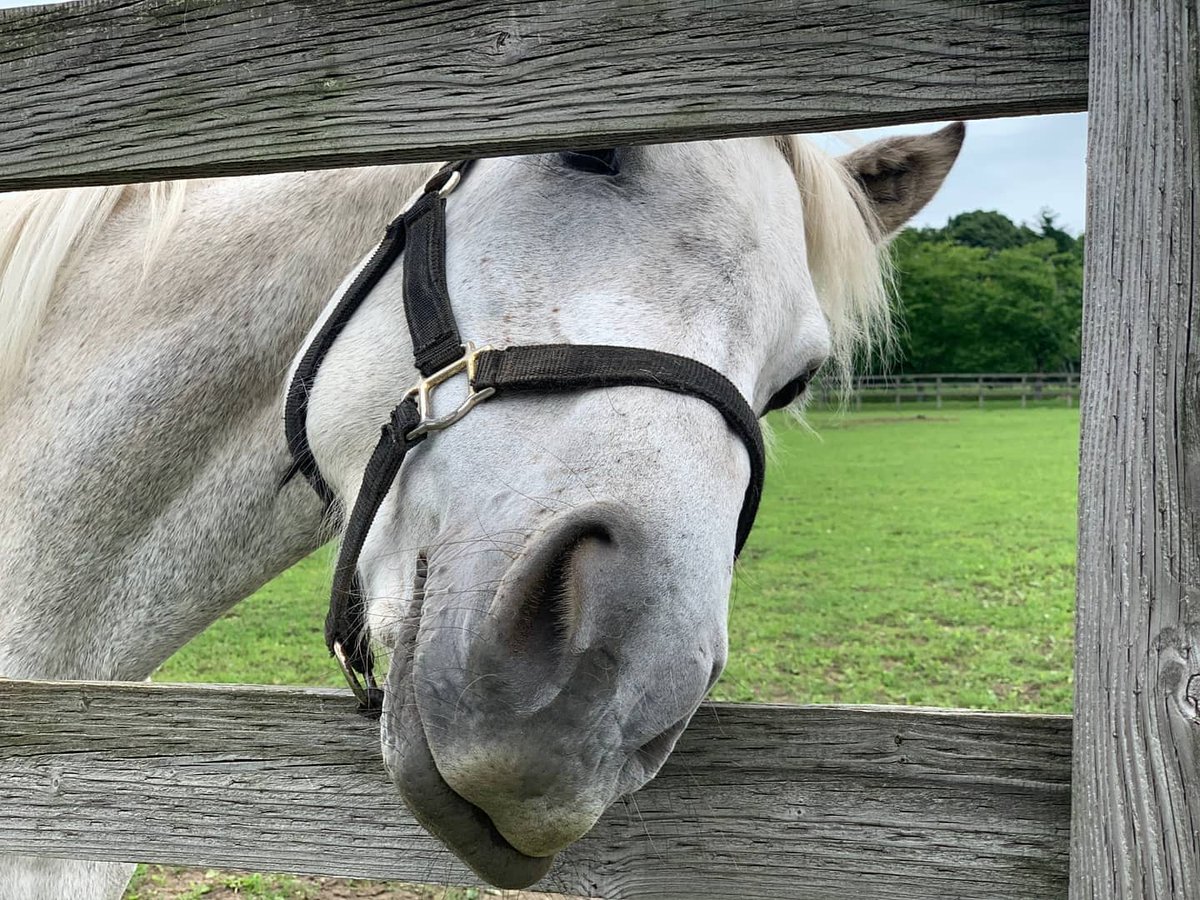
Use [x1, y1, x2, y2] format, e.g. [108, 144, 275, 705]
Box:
[1036, 209, 1080, 257]
[887, 210, 1084, 373]
[943, 210, 1039, 251]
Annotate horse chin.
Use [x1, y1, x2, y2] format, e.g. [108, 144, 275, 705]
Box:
[380, 624, 555, 890]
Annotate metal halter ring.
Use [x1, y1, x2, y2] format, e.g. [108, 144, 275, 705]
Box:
[332, 639, 380, 710]
[402, 341, 496, 440]
[436, 169, 462, 197]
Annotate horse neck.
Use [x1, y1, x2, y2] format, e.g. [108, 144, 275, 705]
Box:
[0, 162, 432, 682]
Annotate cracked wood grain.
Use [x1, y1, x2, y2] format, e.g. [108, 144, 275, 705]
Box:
[0, 0, 1089, 191]
[1069, 1, 1200, 898]
[0, 679, 1070, 899]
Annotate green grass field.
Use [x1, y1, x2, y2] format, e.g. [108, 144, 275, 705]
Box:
[134, 404, 1079, 897]
[156, 404, 1079, 714]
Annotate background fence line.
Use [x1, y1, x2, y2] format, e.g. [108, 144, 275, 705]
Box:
[812, 372, 1081, 409]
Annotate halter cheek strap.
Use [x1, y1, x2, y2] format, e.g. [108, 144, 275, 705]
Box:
[285, 160, 768, 716]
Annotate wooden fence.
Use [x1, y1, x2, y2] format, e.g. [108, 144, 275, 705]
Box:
[1, 1, 1195, 899]
[0, 680, 1071, 899]
[814, 372, 1082, 408]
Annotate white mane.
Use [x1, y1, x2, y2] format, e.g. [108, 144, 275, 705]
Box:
[0, 182, 185, 405]
[779, 135, 894, 387]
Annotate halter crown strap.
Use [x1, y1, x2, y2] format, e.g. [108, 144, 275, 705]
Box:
[284, 160, 472, 505]
[402, 192, 464, 376]
[284, 158, 768, 716]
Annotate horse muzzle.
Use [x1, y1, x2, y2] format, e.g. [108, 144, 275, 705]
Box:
[380, 501, 723, 887]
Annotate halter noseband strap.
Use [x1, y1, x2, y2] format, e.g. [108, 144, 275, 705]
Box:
[285, 160, 769, 716]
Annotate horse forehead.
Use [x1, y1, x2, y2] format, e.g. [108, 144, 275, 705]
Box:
[504, 142, 789, 251]
[449, 140, 810, 337]
[472, 138, 783, 207]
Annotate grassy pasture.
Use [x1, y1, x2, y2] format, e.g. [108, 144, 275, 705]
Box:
[156, 404, 1079, 712]
[134, 404, 1079, 898]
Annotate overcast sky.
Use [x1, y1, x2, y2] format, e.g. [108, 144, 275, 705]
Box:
[3, 0, 1086, 232]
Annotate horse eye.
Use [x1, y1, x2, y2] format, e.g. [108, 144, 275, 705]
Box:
[764, 362, 825, 414]
[764, 375, 809, 413]
[559, 148, 620, 176]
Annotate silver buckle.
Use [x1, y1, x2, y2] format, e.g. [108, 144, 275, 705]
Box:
[403, 341, 496, 440]
[436, 169, 462, 197]
[332, 639, 379, 710]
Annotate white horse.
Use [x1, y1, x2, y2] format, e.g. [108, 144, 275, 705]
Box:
[0, 124, 962, 898]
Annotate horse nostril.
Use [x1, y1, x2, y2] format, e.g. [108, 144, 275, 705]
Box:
[511, 523, 613, 657]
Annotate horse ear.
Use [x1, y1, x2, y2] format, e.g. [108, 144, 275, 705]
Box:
[840, 122, 965, 238]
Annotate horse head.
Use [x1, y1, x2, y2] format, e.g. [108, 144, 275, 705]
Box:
[294, 125, 963, 886]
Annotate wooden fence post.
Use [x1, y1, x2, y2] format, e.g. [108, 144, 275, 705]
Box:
[1070, 1, 1199, 897]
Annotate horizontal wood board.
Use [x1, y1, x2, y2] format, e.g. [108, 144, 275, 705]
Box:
[0, 679, 1071, 899]
[0, 0, 1089, 191]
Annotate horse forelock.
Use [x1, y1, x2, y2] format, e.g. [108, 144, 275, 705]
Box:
[0, 181, 187, 406]
[776, 134, 894, 389]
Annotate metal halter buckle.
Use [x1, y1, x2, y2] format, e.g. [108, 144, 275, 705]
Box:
[436, 169, 462, 197]
[332, 639, 380, 711]
[402, 341, 496, 440]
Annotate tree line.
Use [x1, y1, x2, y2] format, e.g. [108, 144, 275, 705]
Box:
[883, 210, 1084, 374]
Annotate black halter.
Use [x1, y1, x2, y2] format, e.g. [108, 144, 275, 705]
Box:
[285, 160, 785, 716]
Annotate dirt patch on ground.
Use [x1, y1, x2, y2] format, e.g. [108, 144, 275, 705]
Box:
[125, 866, 584, 900]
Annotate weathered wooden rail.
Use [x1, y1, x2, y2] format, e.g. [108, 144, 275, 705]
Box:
[0, 0, 1196, 898]
[0, 0, 1088, 191]
[0, 679, 1071, 899]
